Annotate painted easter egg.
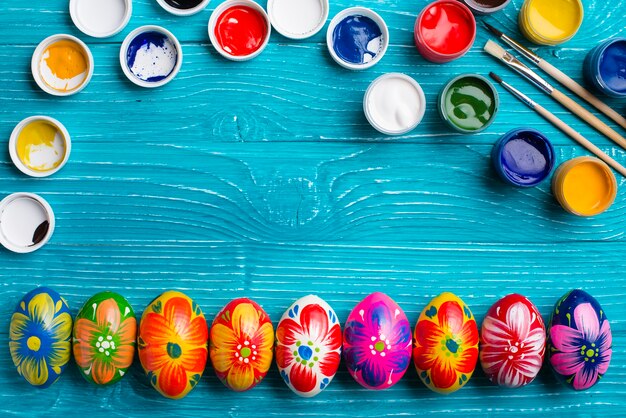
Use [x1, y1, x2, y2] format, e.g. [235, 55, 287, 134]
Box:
[9, 287, 72, 388]
[138, 291, 208, 399]
[276, 295, 342, 397]
[343, 292, 412, 390]
[547, 289, 612, 391]
[73, 291, 136, 385]
[414, 292, 478, 394]
[210, 298, 274, 391]
[480, 294, 546, 388]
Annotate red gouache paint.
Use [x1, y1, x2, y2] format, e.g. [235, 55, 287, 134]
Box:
[214, 5, 268, 57]
[414, 0, 476, 63]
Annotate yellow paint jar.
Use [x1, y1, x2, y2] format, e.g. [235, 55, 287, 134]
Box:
[552, 157, 617, 217]
[519, 0, 583, 45]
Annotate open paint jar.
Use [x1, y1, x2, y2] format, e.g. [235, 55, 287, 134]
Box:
[69, 0, 132, 38]
[414, 0, 476, 63]
[327, 7, 389, 70]
[267, 0, 329, 39]
[209, 0, 271, 61]
[363, 73, 426, 136]
[462, 0, 511, 14]
[156, 0, 211, 16]
[552, 157, 617, 217]
[0, 193, 55, 253]
[439, 74, 499, 134]
[120, 25, 183, 88]
[492, 128, 555, 187]
[31, 34, 94, 96]
[9, 116, 71, 178]
[519, 0, 583, 45]
[584, 38, 626, 99]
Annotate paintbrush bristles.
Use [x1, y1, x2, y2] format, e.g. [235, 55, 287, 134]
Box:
[483, 22, 503, 38]
[489, 72, 503, 84]
[484, 40, 507, 60]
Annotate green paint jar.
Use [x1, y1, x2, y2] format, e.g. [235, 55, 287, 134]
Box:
[438, 74, 499, 134]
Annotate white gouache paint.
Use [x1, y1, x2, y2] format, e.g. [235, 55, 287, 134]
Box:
[366, 76, 424, 133]
[270, 0, 325, 36]
[75, 0, 128, 36]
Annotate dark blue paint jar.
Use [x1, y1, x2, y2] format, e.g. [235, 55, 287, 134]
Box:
[491, 128, 555, 187]
[583, 38, 626, 99]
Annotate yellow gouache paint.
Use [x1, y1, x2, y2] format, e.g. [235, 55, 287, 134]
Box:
[39, 40, 89, 92]
[520, 0, 583, 45]
[16, 120, 66, 172]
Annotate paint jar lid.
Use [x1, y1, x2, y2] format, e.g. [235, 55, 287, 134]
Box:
[31, 34, 94, 96]
[156, 0, 211, 16]
[326, 7, 389, 70]
[267, 0, 329, 39]
[0, 193, 55, 253]
[9, 116, 71, 178]
[69, 0, 132, 38]
[363, 73, 426, 136]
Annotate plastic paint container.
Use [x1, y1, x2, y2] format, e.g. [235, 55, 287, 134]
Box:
[0, 193, 55, 253]
[69, 0, 132, 38]
[9, 116, 71, 178]
[583, 38, 626, 99]
[120, 26, 182, 88]
[519, 0, 583, 45]
[209, 0, 271, 61]
[363, 73, 426, 136]
[414, 0, 476, 63]
[438, 74, 499, 134]
[552, 157, 617, 217]
[492, 128, 555, 187]
[31, 34, 94, 96]
[462, 0, 511, 15]
[156, 0, 211, 16]
[327, 7, 389, 70]
[268, 0, 329, 39]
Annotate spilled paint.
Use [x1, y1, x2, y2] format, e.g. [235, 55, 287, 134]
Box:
[332, 15, 382, 64]
[16, 120, 66, 172]
[126, 31, 178, 82]
[214, 6, 268, 57]
[39, 40, 89, 92]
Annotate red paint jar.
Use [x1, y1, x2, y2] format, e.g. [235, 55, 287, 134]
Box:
[414, 0, 476, 63]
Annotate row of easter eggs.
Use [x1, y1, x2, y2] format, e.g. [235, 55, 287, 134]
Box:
[10, 288, 611, 399]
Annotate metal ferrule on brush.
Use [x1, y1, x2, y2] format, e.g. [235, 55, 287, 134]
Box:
[501, 81, 537, 109]
[501, 51, 554, 94]
[501, 36, 541, 65]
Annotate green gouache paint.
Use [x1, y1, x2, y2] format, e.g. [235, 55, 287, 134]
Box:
[439, 74, 498, 134]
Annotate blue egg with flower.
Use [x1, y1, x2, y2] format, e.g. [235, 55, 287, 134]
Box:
[9, 287, 72, 388]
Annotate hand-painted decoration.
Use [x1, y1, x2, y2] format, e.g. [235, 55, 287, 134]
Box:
[275, 295, 342, 397]
[137, 291, 208, 399]
[480, 294, 546, 388]
[343, 292, 412, 390]
[547, 289, 612, 390]
[9, 287, 72, 388]
[210, 298, 274, 391]
[414, 292, 478, 394]
[73, 291, 136, 385]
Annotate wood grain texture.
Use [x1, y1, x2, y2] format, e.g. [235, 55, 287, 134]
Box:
[0, 0, 625, 416]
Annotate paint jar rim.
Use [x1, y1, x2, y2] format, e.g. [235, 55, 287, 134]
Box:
[119, 25, 183, 88]
[326, 7, 390, 71]
[208, 0, 272, 62]
[8, 116, 72, 178]
[552, 156, 617, 217]
[438, 73, 499, 134]
[0, 193, 55, 254]
[363, 73, 427, 136]
[156, 0, 211, 16]
[519, 0, 584, 45]
[461, 0, 512, 14]
[584, 38, 626, 98]
[31, 34, 94, 97]
[69, 0, 133, 38]
[267, 0, 329, 40]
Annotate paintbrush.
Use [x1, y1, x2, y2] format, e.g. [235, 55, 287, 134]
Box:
[490, 72, 626, 178]
[484, 23, 626, 130]
[484, 40, 626, 151]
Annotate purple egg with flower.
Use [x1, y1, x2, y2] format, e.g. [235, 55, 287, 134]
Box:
[343, 292, 412, 389]
[547, 289, 612, 391]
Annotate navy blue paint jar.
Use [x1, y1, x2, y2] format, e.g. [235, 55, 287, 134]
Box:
[491, 128, 555, 187]
[583, 38, 626, 99]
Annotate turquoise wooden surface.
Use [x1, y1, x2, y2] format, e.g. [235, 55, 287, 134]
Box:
[1, 0, 625, 415]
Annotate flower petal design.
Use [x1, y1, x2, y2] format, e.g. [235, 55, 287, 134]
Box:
[290, 362, 317, 393]
[551, 351, 585, 376]
[232, 302, 261, 340]
[431, 357, 457, 389]
[573, 363, 599, 391]
[506, 302, 531, 341]
[573, 303, 600, 343]
[158, 363, 188, 398]
[276, 318, 302, 346]
[300, 304, 329, 345]
[438, 301, 463, 334]
[96, 299, 121, 334]
[92, 358, 116, 385]
[226, 362, 255, 392]
[550, 325, 584, 353]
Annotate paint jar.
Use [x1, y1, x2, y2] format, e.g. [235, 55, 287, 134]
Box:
[583, 38, 626, 99]
[0, 193, 55, 253]
[491, 128, 555, 187]
[363, 73, 426, 136]
[552, 157, 617, 217]
[31, 34, 94, 96]
[120, 25, 183, 88]
[156, 0, 210, 15]
[462, 0, 511, 15]
[438, 74, 499, 134]
[209, 0, 271, 61]
[414, 0, 476, 63]
[327, 7, 389, 70]
[519, 0, 583, 46]
[268, 0, 329, 39]
[69, 0, 132, 38]
[8, 116, 71, 178]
